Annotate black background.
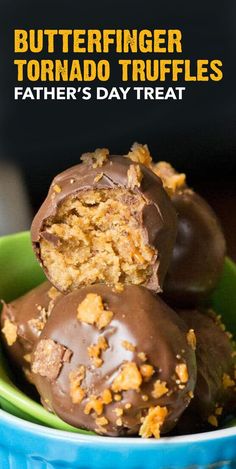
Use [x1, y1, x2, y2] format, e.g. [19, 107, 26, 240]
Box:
[0, 0, 235, 254]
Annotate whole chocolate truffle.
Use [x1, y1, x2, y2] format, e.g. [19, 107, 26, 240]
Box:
[1, 281, 61, 380]
[153, 162, 226, 306]
[31, 149, 177, 294]
[31, 284, 196, 438]
[177, 309, 236, 433]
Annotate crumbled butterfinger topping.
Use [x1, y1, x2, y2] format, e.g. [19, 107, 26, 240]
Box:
[140, 364, 155, 381]
[81, 148, 109, 168]
[2, 318, 17, 346]
[114, 393, 122, 401]
[175, 364, 189, 384]
[102, 389, 112, 404]
[113, 407, 123, 417]
[77, 294, 113, 330]
[126, 143, 152, 167]
[126, 143, 186, 198]
[122, 340, 136, 352]
[113, 283, 124, 293]
[28, 300, 55, 333]
[125, 403, 132, 409]
[127, 164, 143, 190]
[53, 184, 62, 193]
[28, 317, 45, 333]
[112, 362, 142, 392]
[47, 286, 61, 300]
[139, 406, 168, 439]
[152, 161, 186, 196]
[116, 418, 123, 426]
[222, 373, 235, 389]
[95, 416, 108, 426]
[84, 395, 104, 416]
[69, 365, 86, 404]
[152, 380, 168, 399]
[84, 388, 112, 416]
[208, 415, 218, 427]
[186, 329, 197, 350]
[138, 352, 147, 362]
[209, 311, 234, 342]
[95, 426, 108, 434]
[23, 353, 31, 364]
[87, 336, 108, 367]
[214, 313, 226, 331]
[32, 339, 72, 381]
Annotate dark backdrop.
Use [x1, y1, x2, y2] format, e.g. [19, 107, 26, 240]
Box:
[0, 0, 235, 254]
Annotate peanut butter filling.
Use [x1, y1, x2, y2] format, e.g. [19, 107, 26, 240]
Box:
[40, 188, 156, 291]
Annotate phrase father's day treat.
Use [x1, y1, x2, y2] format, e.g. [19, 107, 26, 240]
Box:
[177, 309, 236, 433]
[31, 150, 177, 294]
[1, 281, 61, 379]
[31, 285, 197, 437]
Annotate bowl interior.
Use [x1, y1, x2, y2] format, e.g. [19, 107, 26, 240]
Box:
[0, 231, 235, 433]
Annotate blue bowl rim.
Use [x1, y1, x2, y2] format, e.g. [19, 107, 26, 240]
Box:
[1, 408, 236, 446]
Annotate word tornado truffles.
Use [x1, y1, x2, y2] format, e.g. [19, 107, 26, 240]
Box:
[177, 309, 236, 433]
[31, 149, 177, 293]
[1, 281, 61, 381]
[31, 285, 197, 437]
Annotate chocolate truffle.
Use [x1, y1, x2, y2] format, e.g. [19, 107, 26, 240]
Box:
[153, 161, 226, 306]
[177, 309, 236, 433]
[31, 149, 177, 294]
[31, 284, 197, 437]
[1, 281, 61, 381]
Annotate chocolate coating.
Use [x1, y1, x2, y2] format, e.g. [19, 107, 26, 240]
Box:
[163, 189, 226, 307]
[177, 309, 236, 433]
[1, 281, 61, 374]
[32, 284, 196, 437]
[31, 155, 177, 293]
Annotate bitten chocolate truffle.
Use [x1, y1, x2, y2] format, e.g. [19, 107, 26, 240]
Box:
[177, 309, 236, 433]
[31, 149, 177, 294]
[153, 161, 226, 306]
[31, 284, 197, 437]
[1, 281, 61, 381]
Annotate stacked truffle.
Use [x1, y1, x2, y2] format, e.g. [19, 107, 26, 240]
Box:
[1, 145, 236, 438]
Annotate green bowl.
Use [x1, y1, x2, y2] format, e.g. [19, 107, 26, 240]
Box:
[0, 231, 235, 432]
[0, 232, 91, 434]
